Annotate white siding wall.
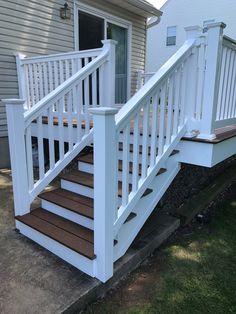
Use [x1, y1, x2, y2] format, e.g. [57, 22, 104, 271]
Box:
[146, 0, 236, 72]
[0, 0, 147, 137]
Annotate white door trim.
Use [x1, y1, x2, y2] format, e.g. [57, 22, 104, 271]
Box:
[74, 1, 132, 100]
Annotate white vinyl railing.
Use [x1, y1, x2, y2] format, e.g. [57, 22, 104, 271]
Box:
[16, 48, 103, 110]
[136, 70, 155, 90]
[215, 35, 236, 128]
[90, 35, 199, 282]
[5, 40, 116, 216]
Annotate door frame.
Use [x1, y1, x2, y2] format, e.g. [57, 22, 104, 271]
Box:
[74, 1, 132, 101]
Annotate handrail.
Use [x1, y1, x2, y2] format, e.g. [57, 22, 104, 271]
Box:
[24, 48, 109, 126]
[20, 48, 103, 64]
[223, 35, 236, 49]
[115, 38, 196, 130]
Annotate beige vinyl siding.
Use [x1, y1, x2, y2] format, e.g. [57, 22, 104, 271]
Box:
[0, 0, 147, 137]
[0, 0, 74, 137]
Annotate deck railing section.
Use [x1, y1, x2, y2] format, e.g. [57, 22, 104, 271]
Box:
[16, 48, 103, 110]
[136, 70, 155, 90]
[90, 36, 199, 282]
[5, 40, 116, 216]
[215, 35, 236, 128]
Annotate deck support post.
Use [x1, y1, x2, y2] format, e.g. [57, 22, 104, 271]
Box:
[199, 22, 226, 139]
[184, 26, 202, 137]
[4, 99, 30, 217]
[89, 107, 118, 283]
[101, 40, 117, 108]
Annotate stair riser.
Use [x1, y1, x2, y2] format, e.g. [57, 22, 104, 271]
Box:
[61, 179, 94, 198]
[41, 200, 94, 230]
[78, 161, 134, 183]
[16, 221, 95, 276]
[60, 179, 123, 206]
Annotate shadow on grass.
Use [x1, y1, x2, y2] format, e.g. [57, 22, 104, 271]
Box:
[85, 196, 236, 314]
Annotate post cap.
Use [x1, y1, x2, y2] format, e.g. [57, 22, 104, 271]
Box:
[1, 99, 25, 105]
[102, 39, 118, 46]
[89, 107, 118, 116]
[205, 22, 226, 30]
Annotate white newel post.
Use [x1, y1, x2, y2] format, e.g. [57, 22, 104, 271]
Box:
[89, 107, 118, 283]
[199, 22, 226, 139]
[101, 40, 117, 108]
[137, 70, 144, 90]
[4, 99, 30, 217]
[15, 54, 28, 109]
[184, 26, 203, 136]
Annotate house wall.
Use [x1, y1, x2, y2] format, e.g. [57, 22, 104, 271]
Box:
[0, 0, 147, 168]
[146, 0, 236, 72]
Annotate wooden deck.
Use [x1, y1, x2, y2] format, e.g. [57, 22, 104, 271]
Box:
[41, 116, 236, 145]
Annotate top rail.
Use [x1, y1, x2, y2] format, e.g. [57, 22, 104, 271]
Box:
[20, 48, 103, 64]
[223, 35, 236, 50]
[24, 48, 109, 127]
[116, 38, 196, 130]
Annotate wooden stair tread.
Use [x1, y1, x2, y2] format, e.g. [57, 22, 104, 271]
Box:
[125, 212, 137, 223]
[60, 170, 152, 198]
[170, 149, 179, 156]
[78, 152, 166, 177]
[40, 188, 94, 219]
[32, 208, 94, 243]
[16, 210, 95, 260]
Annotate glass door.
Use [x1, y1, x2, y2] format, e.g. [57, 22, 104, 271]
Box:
[78, 10, 129, 104]
[107, 23, 128, 104]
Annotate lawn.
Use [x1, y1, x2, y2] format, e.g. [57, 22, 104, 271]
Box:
[85, 184, 236, 314]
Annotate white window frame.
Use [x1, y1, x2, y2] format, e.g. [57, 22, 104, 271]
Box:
[74, 1, 132, 100]
[166, 26, 177, 47]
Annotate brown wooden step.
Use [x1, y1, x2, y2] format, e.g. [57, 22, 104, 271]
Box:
[39, 188, 94, 219]
[16, 209, 95, 260]
[78, 152, 166, 177]
[60, 170, 152, 198]
[32, 208, 94, 243]
[156, 168, 167, 176]
[124, 212, 137, 224]
[170, 149, 179, 157]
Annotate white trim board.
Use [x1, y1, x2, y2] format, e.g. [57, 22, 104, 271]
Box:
[74, 1, 132, 99]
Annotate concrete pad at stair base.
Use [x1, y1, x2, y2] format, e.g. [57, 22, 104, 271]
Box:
[0, 169, 179, 314]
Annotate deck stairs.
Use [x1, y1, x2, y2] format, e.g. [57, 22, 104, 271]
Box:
[4, 22, 236, 282]
[15, 141, 180, 276]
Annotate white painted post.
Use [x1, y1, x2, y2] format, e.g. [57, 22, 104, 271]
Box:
[15, 54, 29, 109]
[184, 26, 203, 136]
[199, 22, 226, 139]
[4, 99, 30, 216]
[89, 107, 118, 283]
[137, 70, 144, 90]
[101, 40, 117, 108]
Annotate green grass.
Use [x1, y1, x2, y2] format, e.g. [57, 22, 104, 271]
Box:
[85, 188, 236, 314]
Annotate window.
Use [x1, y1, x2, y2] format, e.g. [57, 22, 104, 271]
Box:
[79, 11, 104, 50]
[166, 26, 177, 46]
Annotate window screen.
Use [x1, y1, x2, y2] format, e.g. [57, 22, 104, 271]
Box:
[166, 26, 177, 46]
